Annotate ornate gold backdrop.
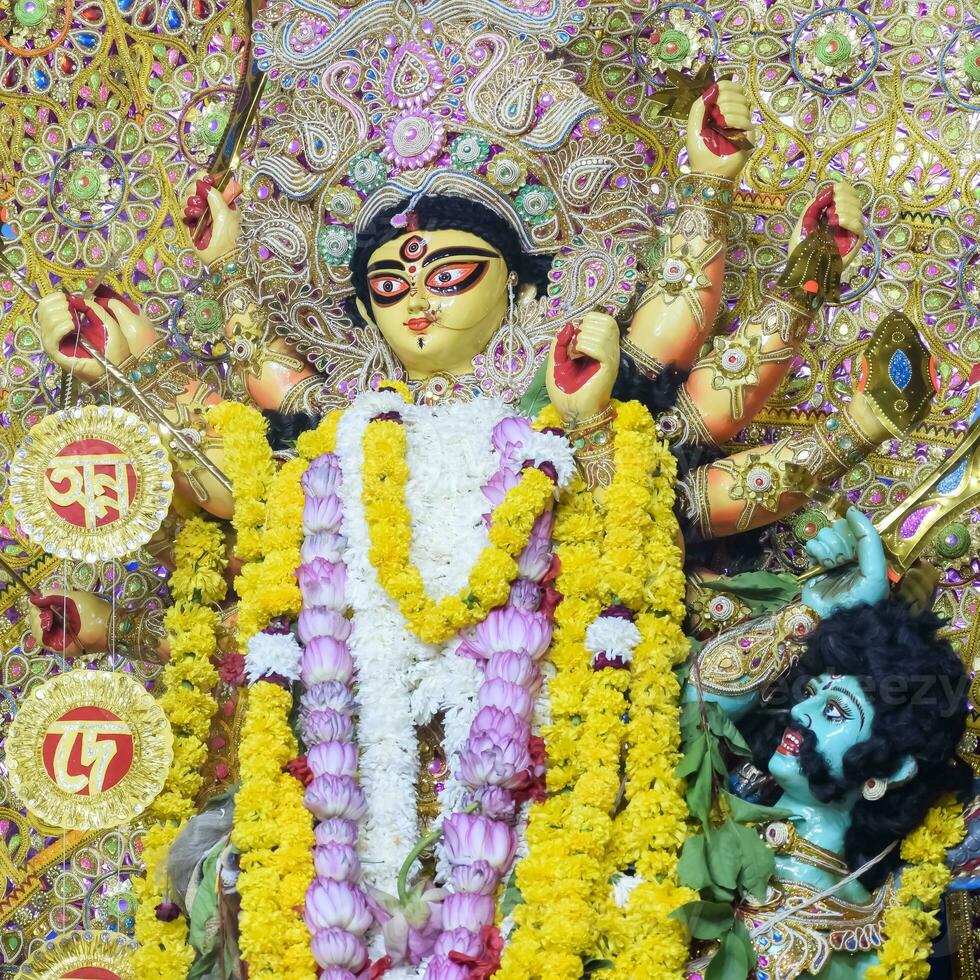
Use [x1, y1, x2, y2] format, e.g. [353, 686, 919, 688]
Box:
[0, 0, 978, 970]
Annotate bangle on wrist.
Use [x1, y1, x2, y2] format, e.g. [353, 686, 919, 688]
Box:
[566, 405, 616, 491]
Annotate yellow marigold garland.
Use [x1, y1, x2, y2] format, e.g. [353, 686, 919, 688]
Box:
[208, 401, 277, 562]
[866, 795, 967, 980]
[498, 401, 690, 978]
[362, 416, 556, 645]
[232, 680, 317, 978]
[229, 409, 342, 979]
[600, 402, 693, 977]
[133, 515, 227, 977]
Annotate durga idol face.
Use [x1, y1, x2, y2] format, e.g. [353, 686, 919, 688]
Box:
[362, 228, 511, 379]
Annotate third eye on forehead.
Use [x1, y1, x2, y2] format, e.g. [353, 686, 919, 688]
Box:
[367, 245, 502, 274]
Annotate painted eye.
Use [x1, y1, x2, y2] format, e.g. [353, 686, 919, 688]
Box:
[824, 700, 846, 723]
[368, 275, 410, 301]
[425, 261, 486, 294]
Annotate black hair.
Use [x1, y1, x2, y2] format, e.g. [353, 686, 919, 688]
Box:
[746, 600, 972, 889]
[262, 409, 317, 451]
[348, 195, 554, 317]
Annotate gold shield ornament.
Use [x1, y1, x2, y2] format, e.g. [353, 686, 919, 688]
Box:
[9, 405, 173, 561]
[19, 930, 136, 979]
[5, 670, 173, 830]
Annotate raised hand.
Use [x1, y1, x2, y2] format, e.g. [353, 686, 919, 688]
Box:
[801, 507, 889, 618]
[28, 591, 111, 656]
[36, 286, 157, 384]
[182, 174, 242, 265]
[546, 312, 620, 423]
[790, 181, 865, 270]
[686, 79, 754, 180]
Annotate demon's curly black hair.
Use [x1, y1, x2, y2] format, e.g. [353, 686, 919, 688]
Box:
[746, 599, 972, 889]
[262, 409, 317, 451]
[348, 195, 554, 318]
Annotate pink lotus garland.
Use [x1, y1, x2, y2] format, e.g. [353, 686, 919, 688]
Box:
[420, 417, 556, 979]
[299, 454, 371, 979]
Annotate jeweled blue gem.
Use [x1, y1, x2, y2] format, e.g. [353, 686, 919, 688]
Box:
[0, 224, 14, 240]
[166, 5, 181, 28]
[33, 66, 50, 90]
[888, 348, 912, 391]
[77, 31, 98, 48]
[117, 0, 134, 11]
[937, 458, 968, 494]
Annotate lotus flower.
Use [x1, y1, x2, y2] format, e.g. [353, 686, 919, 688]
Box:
[473, 785, 516, 821]
[314, 843, 361, 882]
[442, 813, 517, 873]
[298, 607, 352, 644]
[303, 708, 354, 745]
[423, 957, 470, 980]
[517, 511, 554, 582]
[315, 818, 359, 848]
[434, 927, 485, 958]
[320, 969, 356, 980]
[303, 455, 342, 498]
[302, 531, 348, 564]
[449, 860, 501, 896]
[297, 559, 347, 610]
[304, 493, 344, 534]
[372, 879, 445, 965]
[441, 893, 495, 932]
[302, 636, 354, 686]
[311, 927, 369, 971]
[457, 731, 531, 789]
[491, 415, 534, 461]
[457, 607, 551, 661]
[508, 578, 542, 611]
[485, 651, 541, 695]
[481, 467, 521, 509]
[309, 741, 358, 778]
[305, 774, 368, 821]
[305, 879, 373, 934]
[476, 679, 533, 720]
[470, 706, 530, 744]
[302, 680, 357, 716]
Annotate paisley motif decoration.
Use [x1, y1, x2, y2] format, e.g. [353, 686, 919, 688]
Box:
[19, 930, 136, 978]
[5, 670, 173, 830]
[8, 405, 173, 561]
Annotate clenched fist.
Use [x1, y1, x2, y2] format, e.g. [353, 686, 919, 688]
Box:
[182, 174, 242, 265]
[546, 311, 620, 423]
[36, 287, 157, 385]
[790, 181, 865, 270]
[687, 79, 754, 181]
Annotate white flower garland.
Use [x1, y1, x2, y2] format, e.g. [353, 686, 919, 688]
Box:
[332, 391, 568, 970]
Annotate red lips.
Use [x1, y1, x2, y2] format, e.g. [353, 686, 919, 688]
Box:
[405, 317, 430, 333]
[776, 728, 803, 756]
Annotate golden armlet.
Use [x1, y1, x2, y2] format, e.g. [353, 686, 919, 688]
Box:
[693, 601, 820, 700]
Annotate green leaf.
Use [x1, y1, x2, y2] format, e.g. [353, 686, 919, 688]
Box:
[705, 927, 752, 980]
[687, 751, 715, 826]
[582, 958, 614, 976]
[669, 900, 735, 940]
[705, 821, 741, 889]
[676, 734, 708, 779]
[679, 699, 704, 744]
[500, 880, 524, 918]
[702, 882, 736, 903]
[677, 833, 712, 890]
[722, 791, 792, 824]
[705, 703, 752, 757]
[731, 820, 775, 903]
[706, 571, 801, 616]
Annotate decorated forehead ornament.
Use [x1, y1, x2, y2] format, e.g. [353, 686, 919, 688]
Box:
[5, 670, 173, 831]
[8, 405, 173, 562]
[243, 3, 648, 399]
